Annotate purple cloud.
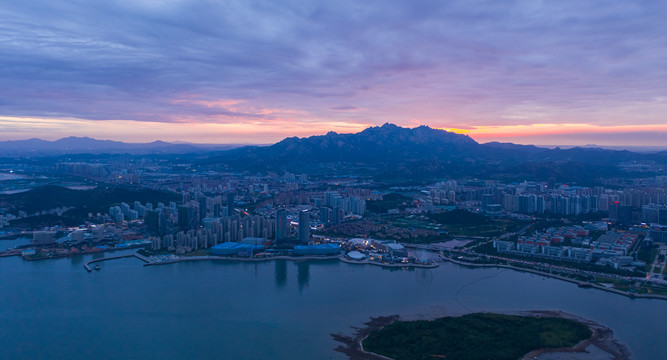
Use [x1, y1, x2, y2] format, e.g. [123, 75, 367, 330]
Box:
[0, 0, 666, 143]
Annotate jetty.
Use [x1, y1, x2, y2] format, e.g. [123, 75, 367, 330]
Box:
[84, 252, 152, 272]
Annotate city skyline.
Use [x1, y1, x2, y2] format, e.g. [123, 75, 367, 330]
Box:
[2, 1, 667, 146]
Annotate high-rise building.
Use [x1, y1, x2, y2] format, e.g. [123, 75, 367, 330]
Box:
[159, 212, 168, 236]
[536, 196, 546, 214]
[199, 196, 208, 223]
[642, 205, 666, 224]
[481, 194, 494, 211]
[275, 208, 288, 243]
[178, 205, 193, 231]
[298, 210, 310, 243]
[332, 207, 344, 224]
[93, 226, 104, 242]
[226, 192, 235, 216]
[70, 230, 85, 244]
[145, 210, 160, 235]
[33, 231, 56, 245]
[518, 194, 536, 214]
[319, 207, 331, 225]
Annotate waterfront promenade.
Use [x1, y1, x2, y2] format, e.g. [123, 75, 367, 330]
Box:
[339, 256, 439, 268]
[84, 251, 440, 270]
[143, 254, 341, 266]
[144, 254, 439, 269]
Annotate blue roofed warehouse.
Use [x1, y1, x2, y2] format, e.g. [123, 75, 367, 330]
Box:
[211, 242, 264, 256]
[293, 243, 341, 256]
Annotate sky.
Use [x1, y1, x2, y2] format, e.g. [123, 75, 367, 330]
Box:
[1, 0, 666, 146]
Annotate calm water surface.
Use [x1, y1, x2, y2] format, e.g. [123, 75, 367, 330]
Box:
[0, 238, 31, 251]
[0, 253, 664, 359]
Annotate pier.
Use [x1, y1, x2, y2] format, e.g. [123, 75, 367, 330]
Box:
[84, 252, 151, 272]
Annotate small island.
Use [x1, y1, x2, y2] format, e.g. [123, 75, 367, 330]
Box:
[356, 312, 615, 360]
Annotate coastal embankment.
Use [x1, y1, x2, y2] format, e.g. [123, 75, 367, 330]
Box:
[85, 252, 439, 270]
[444, 256, 667, 301]
[143, 254, 340, 266]
[339, 256, 438, 268]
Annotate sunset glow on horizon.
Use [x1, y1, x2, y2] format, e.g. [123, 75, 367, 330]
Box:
[2, 1, 667, 148]
[3, 115, 667, 148]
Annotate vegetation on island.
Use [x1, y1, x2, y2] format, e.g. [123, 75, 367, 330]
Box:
[362, 313, 592, 360]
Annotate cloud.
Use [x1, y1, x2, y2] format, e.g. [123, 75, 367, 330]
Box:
[454, 123, 667, 146]
[1, 0, 666, 143]
[0, 116, 371, 143]
[329, 106, 359, 111]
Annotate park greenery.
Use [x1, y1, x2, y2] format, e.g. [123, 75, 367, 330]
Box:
[362, 313, 592, 360]
[365, 193, 412, 213]
[422, 209, 526, 238]
[637, 244, 659, 272]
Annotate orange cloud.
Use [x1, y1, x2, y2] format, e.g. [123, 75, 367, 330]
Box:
[442, 123, 667, 138]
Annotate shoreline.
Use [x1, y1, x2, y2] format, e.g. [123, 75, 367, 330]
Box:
[85, 250, 665, 301]
[0, 243, 150, 261]
[143, 254, 341, 266]
[141, 254, 438, 269]
[331, 315, 399, 360]
[339, 256, 439, 268]
[444, 256, 667, 301]
[332, 310, 631, 360]
[520, 310, 631, 360]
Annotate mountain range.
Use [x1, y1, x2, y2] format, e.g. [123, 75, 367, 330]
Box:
[1, 124, 665, 183]
[207, 123, 667, 182]
[0, 137, 241, 155]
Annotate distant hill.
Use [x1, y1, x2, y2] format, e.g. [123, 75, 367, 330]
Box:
[0, 185, 180, 222]
[205, 123, 666, 182]
[2, 124, 665, 184]
[0, 137, 243, 155]
[213, 123, 476, 166]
